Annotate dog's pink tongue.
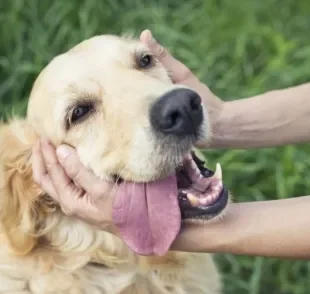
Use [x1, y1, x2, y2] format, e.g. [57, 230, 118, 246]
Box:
[112, 175, 181, 256]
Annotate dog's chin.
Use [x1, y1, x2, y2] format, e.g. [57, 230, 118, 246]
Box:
[112, 150, 229, 222]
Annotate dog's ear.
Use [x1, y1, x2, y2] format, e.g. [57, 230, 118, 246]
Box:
[0, 119, 55, 255]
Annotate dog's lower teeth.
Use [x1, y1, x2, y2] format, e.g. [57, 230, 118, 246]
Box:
[186, 192, 220, 207]
[180, 154, 225, 210]
[186, 193, 200, 206]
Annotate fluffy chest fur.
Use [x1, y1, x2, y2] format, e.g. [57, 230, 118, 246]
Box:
[0, 119, 222, 294]
[0, 214, 221, 294]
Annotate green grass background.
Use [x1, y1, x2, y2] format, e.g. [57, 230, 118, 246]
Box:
[1, 0, 310, 293]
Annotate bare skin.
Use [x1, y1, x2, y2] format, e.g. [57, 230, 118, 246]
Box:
[212, 83, 310, 149]
[172, 198, 310, 259]
[32, 29, 310, 259]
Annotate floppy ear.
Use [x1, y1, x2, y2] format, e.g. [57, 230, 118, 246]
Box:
[0, 119, 55, 255]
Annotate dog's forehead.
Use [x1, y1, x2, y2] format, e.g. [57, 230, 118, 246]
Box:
[68, 35, 144, 65]
[27, 36, 138, 103]
[43, 35, 146, 87]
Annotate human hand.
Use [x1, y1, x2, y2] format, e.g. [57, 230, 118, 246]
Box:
[140, 30, 224, 146]
[32, 138, 117, 233]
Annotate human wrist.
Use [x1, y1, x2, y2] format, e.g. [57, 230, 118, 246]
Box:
[206, 100, 235, 149]
[206, 96, 271, 149]
[206, 83, 310, 149]
[171, 203, 237, 253]
[188, 80, 225, 149]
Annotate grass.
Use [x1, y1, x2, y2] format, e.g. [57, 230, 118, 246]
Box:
[1, 0, 310, 293]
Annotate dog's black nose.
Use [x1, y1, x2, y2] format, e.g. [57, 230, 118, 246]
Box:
[150, 88, 203, 136]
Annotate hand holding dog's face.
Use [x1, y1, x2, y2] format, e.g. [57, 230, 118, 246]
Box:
[31, 138, 118, 234]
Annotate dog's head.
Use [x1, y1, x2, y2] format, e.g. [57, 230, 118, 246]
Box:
[28, 35, 206, 181]
[0, 35, 228, 257]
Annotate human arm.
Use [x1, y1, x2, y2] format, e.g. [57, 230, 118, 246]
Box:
[172, 196, 310, 259]
[211, 83, 310, 149]
[140, 30, 310, 149]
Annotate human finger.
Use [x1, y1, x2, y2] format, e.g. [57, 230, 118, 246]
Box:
[31, 140, 57, 198]
[140, 29, 193, 83]
[40, 139, 82, 202]
[56, 144, 112, 196]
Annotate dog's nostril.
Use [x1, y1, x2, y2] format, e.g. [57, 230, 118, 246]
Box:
[170, 111, 181, 127]
[190, 95, 201, 111]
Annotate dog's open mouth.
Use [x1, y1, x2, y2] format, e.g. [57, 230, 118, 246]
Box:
[112, 151, 229, 257]
[177, 151, 229, 220]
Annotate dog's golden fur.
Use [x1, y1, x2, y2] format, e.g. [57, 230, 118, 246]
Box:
[0, 35, 222, 293]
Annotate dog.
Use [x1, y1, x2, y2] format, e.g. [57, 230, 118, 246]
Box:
[0, 34, 229, 293]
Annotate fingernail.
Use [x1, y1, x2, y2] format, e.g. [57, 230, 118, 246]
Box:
[145, 29, 153, 41]
[56, 145, 72, 160]
[141, 29, 155, 44]
[149, 33, 157, 44]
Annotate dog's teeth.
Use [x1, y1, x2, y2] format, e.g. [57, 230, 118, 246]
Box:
[214, 163, 222, 181]
[187, 193, 199, 207]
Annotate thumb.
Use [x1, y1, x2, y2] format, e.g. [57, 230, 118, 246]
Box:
[56, 144, 106, 193]
[140, 30, 192, 83]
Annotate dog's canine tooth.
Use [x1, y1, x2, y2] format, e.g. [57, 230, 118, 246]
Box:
[214, 163, 222, 181]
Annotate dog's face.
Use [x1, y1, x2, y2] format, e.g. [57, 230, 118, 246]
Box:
[27, 35, 207, 182]
[0, 35, 228, 257]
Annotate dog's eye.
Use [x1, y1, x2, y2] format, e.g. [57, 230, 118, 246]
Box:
[71, 104, 93, 123]
[65, 100, 96, 130]
[138, 54, 153, 69]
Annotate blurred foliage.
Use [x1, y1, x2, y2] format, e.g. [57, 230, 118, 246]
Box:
[1, 0, 310, 293]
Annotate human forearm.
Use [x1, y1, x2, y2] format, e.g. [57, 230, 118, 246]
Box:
[172, 196, 310, 259]
[208, 83, 310, 149]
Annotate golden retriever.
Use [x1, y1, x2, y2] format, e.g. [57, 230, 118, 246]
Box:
[0, 34, 229, 293]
